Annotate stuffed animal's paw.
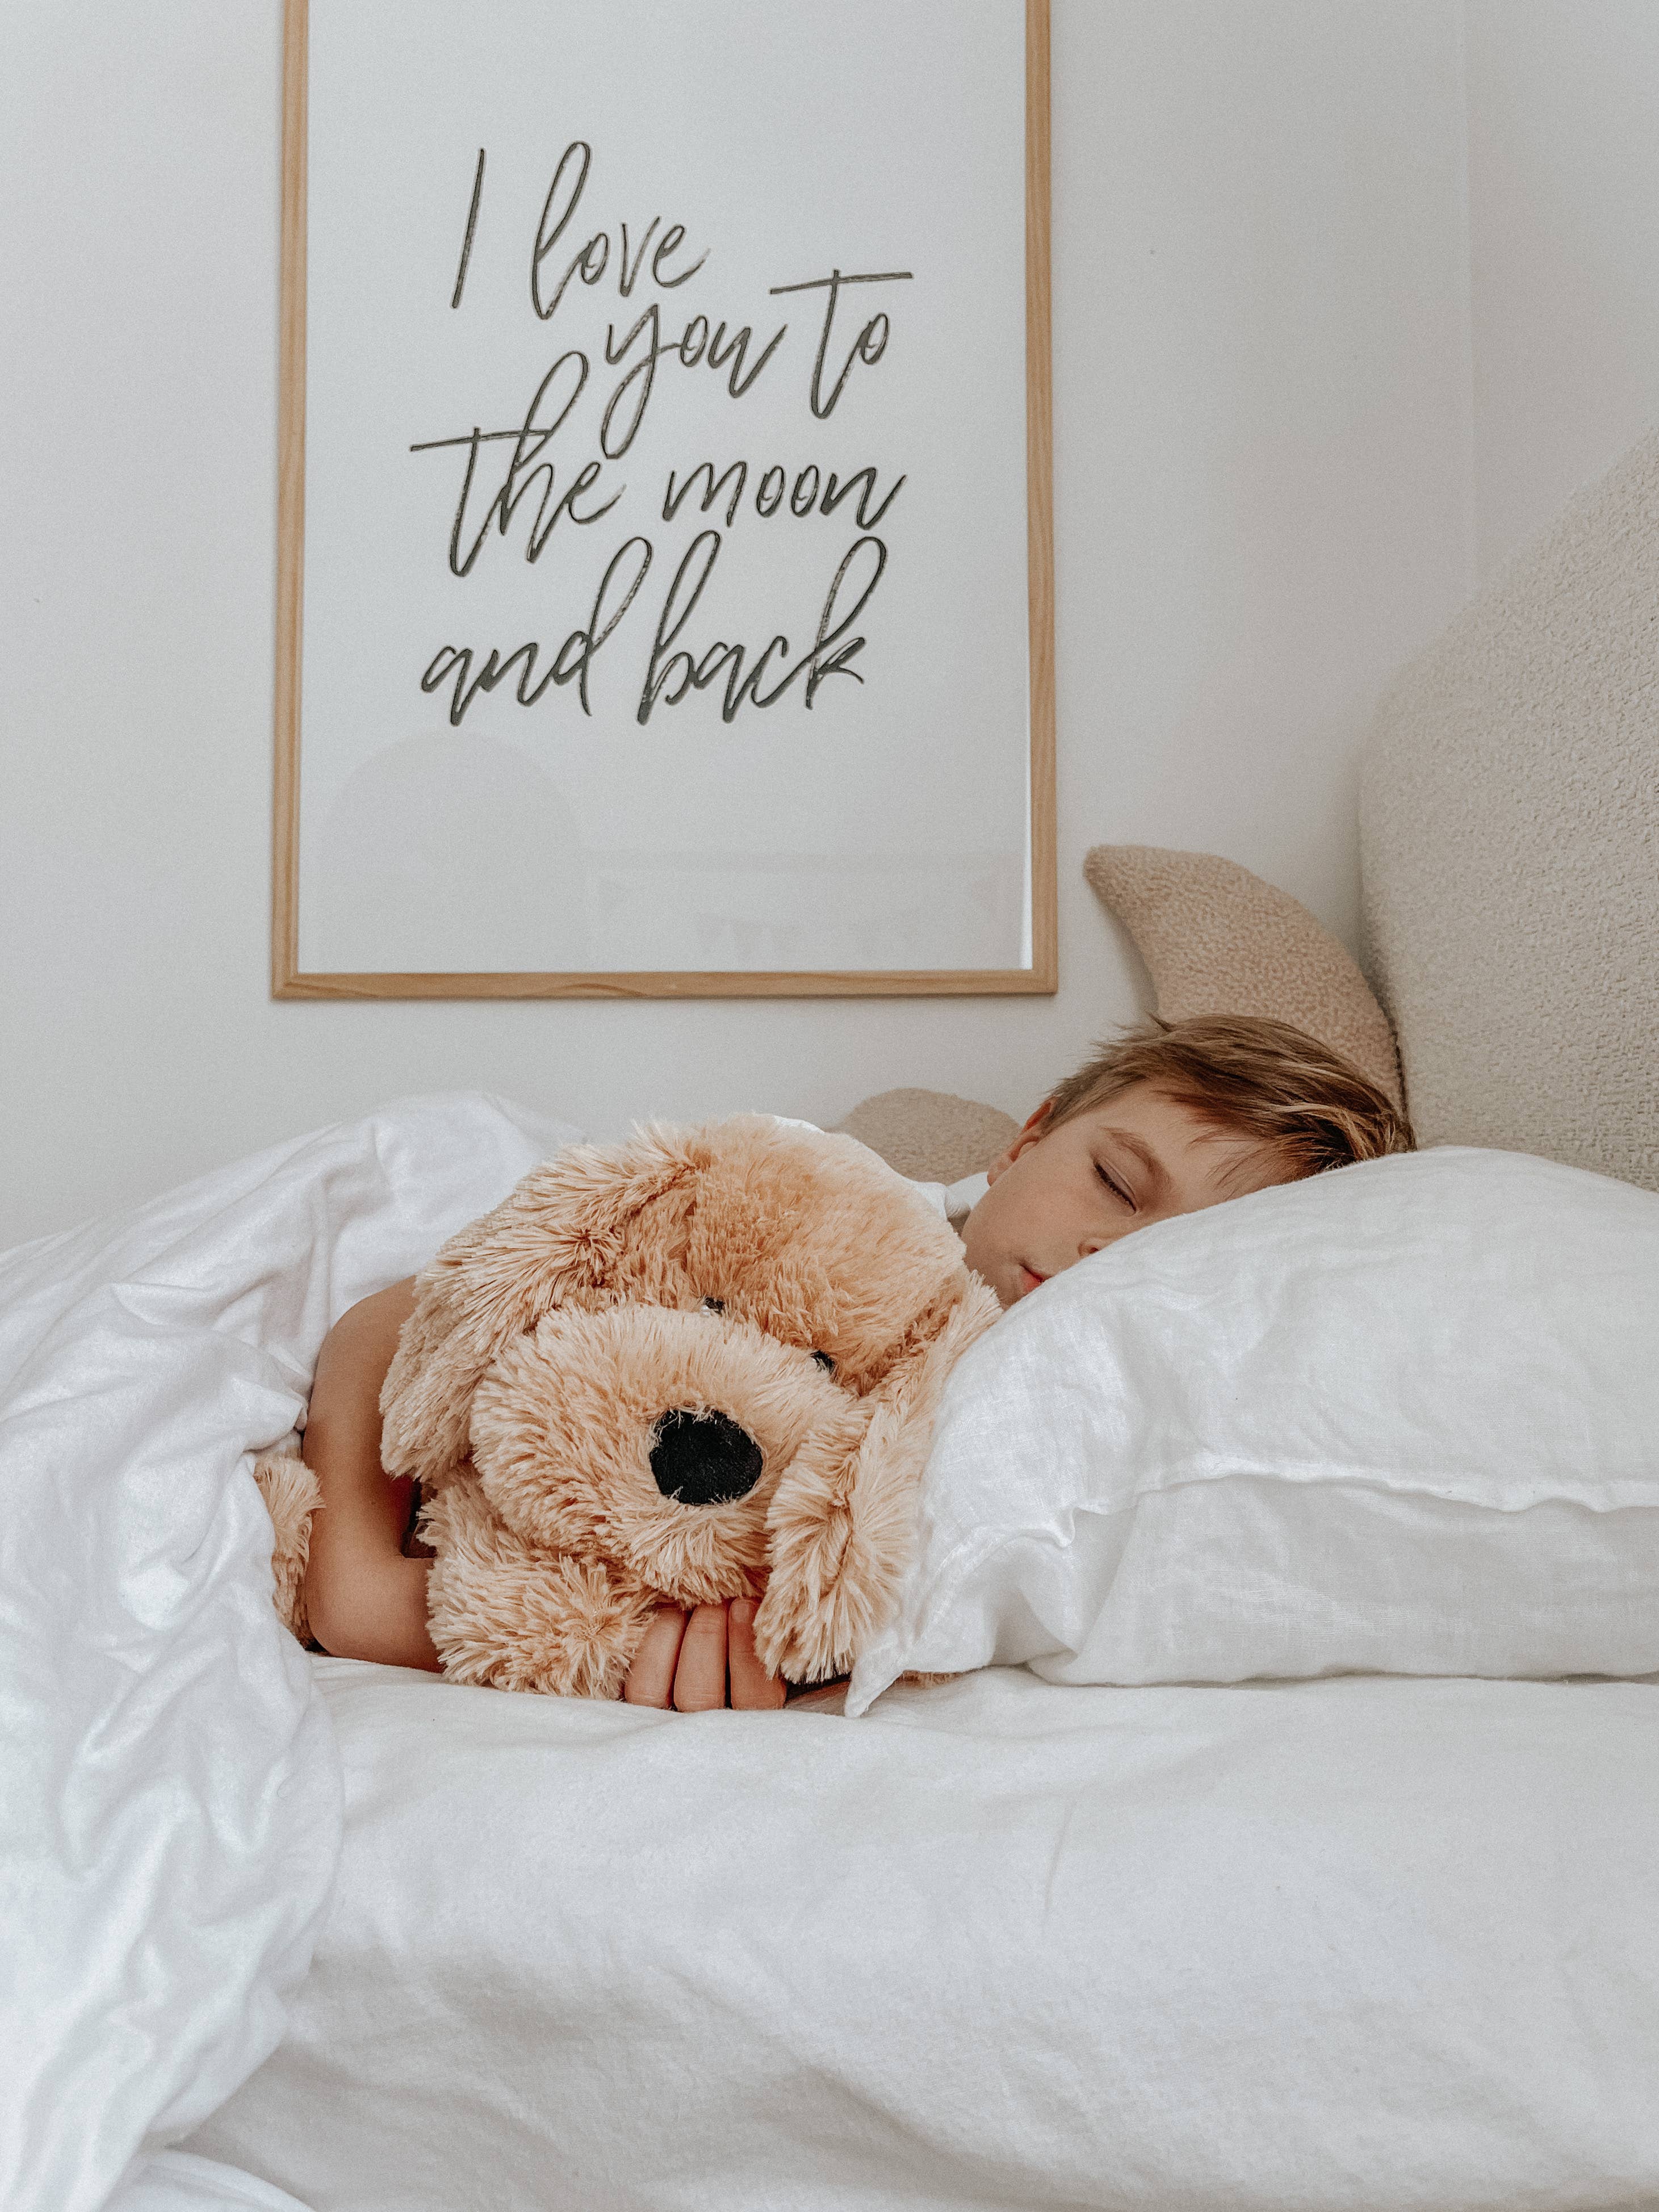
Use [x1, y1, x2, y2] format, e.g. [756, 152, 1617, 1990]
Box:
[422, 1480, 656, 1698]
[252, 1449, 321, 1644]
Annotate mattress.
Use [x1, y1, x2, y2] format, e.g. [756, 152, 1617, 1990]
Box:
[186, 1658, 1659, 2212]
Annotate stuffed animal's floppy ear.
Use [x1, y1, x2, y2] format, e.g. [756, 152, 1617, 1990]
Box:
[380, 1129, 701, 1490]
[753, 1277, 1002, 1685]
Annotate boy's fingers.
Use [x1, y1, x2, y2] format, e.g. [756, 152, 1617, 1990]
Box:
[625, 1593, 784, 1712]
[623, 1607, 688, 1706]
[727, 1598, 786, 1709]
[672, 1602, 731, 1711]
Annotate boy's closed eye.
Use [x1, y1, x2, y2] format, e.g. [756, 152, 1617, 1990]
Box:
[1093, 1155, 1137, 1209]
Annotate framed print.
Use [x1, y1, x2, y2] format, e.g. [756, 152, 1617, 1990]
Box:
[273, 0, 1054, 998]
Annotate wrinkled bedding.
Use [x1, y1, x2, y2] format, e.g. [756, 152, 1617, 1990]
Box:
[9, 1094, 1659, 2212]
[0, 1095, 577, 2212]
[190, 1660, 1659, 2212]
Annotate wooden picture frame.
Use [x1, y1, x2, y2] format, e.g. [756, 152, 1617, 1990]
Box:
[273, 0, 1054, 1000]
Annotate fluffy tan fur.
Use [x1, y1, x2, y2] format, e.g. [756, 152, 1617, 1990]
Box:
[253, 1450, 320, 1647]
[259, 1117, 999, 1699]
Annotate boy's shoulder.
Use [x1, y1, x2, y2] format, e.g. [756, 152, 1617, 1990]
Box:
[907, 1170, 989, 1237]
[766, 1115, 986, 1238]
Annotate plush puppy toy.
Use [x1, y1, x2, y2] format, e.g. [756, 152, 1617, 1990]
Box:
[257, 1117, 999, 1698]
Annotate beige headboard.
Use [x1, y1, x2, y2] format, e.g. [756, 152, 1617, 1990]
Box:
[1361, 427, 1659, 1191]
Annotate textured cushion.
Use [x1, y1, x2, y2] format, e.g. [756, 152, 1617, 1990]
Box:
[1084, 845, 1402, 1104]
[848, 1146, 1659, 1710]
[1361, 426, 1659, 1190]
[833, 1088, 1020, 1186]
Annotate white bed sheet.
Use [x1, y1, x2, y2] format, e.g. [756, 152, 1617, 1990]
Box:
[188, 1660, 1659, 2212]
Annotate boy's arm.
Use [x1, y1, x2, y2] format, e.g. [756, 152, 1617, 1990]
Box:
[301, 1277, 439, 1670]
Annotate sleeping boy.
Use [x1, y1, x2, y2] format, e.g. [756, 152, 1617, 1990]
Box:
[299, 1013, 1410, 1710]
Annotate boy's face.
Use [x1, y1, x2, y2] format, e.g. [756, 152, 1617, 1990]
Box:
[961, 1080, 1290, 1309]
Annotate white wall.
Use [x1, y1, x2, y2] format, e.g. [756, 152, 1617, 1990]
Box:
[1, 1, 1475, 1247]
[1467, 0, 1659, 580]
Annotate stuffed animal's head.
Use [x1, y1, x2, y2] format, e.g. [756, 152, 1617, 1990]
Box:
[380, 1117, 1000, 1695]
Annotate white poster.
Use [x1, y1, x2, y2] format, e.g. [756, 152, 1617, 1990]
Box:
[279, 0, 1051, 991]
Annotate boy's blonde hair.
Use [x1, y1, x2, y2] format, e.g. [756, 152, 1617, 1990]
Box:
[1044, 1013, 1413, 1178]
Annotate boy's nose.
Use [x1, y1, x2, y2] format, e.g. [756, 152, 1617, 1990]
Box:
[649, 1409, 764, 1506]
[1078, 1222, 1140, 1262]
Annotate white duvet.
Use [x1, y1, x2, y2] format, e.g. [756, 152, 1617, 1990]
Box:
[191, 1661, 1659, 2212]
[7, 1097, 1659, 2212]
[0, 1095, 578, 2212]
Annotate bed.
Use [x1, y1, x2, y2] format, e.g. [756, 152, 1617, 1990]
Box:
[194, 1662, 1659, 2211]
[9, 433, 1659, 2212]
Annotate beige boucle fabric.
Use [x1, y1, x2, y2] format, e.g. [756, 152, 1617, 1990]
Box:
[834, 1088, 1021, 1185]
[1083, 845, 1404, 1106]
[1361, 426, 1659, 1190]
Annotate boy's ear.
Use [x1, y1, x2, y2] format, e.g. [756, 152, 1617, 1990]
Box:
[986, 1100, 1054, 1185]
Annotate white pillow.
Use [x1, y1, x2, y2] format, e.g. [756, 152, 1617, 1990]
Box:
[847, 1148, 1659, 1712]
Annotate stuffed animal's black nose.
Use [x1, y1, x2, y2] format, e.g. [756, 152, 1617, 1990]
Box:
[649, 1409, 764, 1506]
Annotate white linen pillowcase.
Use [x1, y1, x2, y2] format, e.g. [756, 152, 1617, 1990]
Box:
[847, 1147, 1659, 1712]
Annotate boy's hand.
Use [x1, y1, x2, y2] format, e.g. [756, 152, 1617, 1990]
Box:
[623, 1594, 787, 1710]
